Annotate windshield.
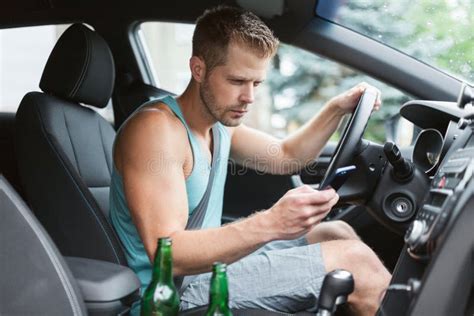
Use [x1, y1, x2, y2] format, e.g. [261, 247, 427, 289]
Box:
[316, 0, 473, 84]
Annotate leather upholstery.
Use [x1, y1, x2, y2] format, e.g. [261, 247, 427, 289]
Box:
[15, 24, 127, 265]
[115, 80, 174, 128]
[40, 24, 114, 108]
[0, 176, 87, 316]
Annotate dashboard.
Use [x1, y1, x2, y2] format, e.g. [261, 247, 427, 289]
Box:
[406, 131, 473, 259]
[402, 100, 467, 176]
[377, 85, 474, 315]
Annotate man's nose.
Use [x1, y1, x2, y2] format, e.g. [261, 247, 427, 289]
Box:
[239, 84, 255, 104]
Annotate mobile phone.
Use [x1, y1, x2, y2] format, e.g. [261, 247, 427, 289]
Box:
[319, 165, 356, 191]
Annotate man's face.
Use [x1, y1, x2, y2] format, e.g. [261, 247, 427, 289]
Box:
[199, 43, 271, 127]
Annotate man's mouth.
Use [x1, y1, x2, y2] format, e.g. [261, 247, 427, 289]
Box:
[230, 109, 248, 117]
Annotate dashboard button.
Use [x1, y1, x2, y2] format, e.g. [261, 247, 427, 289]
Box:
[437, 176, 446, 189]
[405, 220, 426, 247]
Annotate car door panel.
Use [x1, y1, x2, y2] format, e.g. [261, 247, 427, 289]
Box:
[0, 113, 22, 195]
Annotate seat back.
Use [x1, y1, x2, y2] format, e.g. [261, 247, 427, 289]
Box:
[15, 23, 127, 265]
[115, 79, 174, 128]
[0, 175, 87, 316]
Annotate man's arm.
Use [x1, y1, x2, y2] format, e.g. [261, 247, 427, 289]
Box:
[230, 83, 381, 175]
[115, 108, 338, 276]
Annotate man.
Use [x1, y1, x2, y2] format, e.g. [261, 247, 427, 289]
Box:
[110, 6, 390, 315]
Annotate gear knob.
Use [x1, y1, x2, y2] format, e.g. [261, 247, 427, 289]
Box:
[316, 269, 354, 316]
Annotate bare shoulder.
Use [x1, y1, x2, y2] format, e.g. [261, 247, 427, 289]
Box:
[114, 102, 188, 172]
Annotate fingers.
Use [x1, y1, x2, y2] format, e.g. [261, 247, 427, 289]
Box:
[327, 194, 340, 208]
[304, 215, 322, 229]
[355, 82, 382, 112]
[299, 192, 339, 216]
[299, 194, 339, 229]
[273, 186, 340, 239]
[302, 205, 332, 228]
[330, 81, 382, 114]
[373, 89, 382, 112]
[292, 187, 337, 205]
[292, 184, 316, 193]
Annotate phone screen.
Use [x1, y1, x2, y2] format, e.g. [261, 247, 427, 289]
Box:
[319, 165, 356, 191]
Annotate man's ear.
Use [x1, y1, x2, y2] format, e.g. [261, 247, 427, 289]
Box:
[190, 56, 206, 83]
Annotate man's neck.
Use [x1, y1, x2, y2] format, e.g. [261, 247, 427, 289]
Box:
[176, 81, 216, 139]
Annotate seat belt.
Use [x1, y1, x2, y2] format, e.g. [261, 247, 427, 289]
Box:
[175, 125, 221, 295]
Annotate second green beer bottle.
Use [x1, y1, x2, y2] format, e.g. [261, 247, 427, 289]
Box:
[205, 262, 233, 316]
[141, 237, 180, 316]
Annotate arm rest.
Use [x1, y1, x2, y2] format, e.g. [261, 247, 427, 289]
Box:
[65, 256, 140, 302]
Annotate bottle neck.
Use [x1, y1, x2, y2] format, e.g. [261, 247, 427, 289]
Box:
[209, 272, 230, 309]
[152, 243, 173, 284]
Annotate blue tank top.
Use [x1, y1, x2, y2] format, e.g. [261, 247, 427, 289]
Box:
[109, 95, 231, 294]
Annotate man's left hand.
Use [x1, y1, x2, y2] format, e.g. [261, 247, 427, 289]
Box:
[328, 82, 382, 116]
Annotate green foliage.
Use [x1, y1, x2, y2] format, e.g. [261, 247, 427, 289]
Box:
[266, 0, 472, 143]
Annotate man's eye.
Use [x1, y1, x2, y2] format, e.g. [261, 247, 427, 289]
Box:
[254, 82, 261, 87]
[230, 79, 244, 85]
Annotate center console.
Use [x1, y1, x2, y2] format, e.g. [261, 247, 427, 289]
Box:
[405, 136, 474, 259]
[378, 123, 474, 315]
[65, 257, 141, 316]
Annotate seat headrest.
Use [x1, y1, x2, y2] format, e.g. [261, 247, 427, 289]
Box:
[39, 24, 115, 108]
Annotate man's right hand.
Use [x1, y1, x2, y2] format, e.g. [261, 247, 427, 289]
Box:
[264, 185, 339, 240]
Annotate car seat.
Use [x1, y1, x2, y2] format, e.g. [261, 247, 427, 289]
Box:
[15, 23, 126, 264]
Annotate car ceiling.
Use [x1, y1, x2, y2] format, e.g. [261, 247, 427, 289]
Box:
[0, 0, 316, 36]
[1, 0, 461, 101]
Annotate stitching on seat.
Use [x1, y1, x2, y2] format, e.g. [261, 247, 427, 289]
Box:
[31, 97, 123, 264]
[62, 106, 81, 177]
[6, 182, 85, 315]
[70, 27, 91, 98]
[98, 117, 112, 176]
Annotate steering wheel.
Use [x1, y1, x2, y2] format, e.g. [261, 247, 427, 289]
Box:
[319, 89, 378, 189]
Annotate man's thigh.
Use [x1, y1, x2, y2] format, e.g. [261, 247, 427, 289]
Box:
[306, 220, 359, 244]
[180, 238, 327, 313]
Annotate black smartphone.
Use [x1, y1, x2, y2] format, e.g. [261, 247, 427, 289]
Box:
[319, 165, 356, 191]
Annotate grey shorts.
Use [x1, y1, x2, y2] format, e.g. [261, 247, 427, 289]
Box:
[180, 237, 327, 313]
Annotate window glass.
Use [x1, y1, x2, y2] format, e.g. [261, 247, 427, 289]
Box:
[266, 45, 411, 143]
[140, 22, 413, 144]
[0, 24, 114, 123]
[316, 0, 473, 84]
[140, 22, 194, 94]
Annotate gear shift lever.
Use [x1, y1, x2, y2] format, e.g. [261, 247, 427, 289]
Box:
[316, 269, 354, 316]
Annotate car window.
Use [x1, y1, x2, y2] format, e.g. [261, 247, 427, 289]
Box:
[140, 21, 413, 144]
[140, 22, 194, 94]
[263, 44, 413, 143]
[0, 24, 114, 123]
[316, 0, 473, 84]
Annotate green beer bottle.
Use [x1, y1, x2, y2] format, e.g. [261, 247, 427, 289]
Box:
[141, 237, 180, 316]
[205, 262, 233, 316]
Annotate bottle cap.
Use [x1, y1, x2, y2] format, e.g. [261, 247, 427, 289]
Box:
[212, 262, 227, 273]
[158, 237, 172, 246]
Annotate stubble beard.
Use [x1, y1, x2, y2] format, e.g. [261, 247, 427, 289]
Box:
[199, 79, 245, 127]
